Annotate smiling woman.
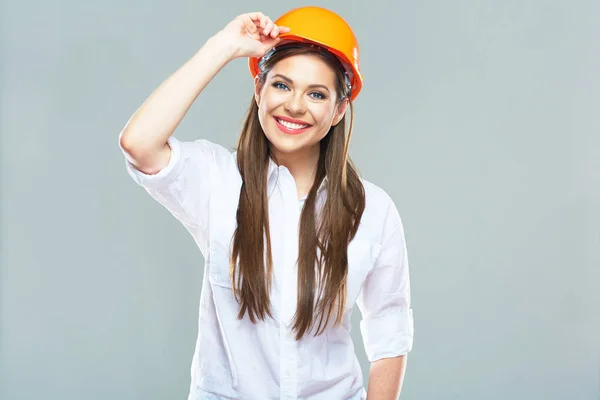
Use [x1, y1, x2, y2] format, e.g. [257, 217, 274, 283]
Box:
[256, 50, 349, 160]
[118, 6, 413, 400]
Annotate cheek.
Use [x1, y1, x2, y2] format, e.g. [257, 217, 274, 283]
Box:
[258, 97, 275, 125]
[311, 104, 337, 128]
[259, 93, 283, 116]
[257, 102, 267, 127]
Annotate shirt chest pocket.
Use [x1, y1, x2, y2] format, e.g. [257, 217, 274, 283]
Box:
[206, 215, 287, 326]
[207, 184, 241, 289]
[207, 213, 236, 289]
[344, 238, 381, 309]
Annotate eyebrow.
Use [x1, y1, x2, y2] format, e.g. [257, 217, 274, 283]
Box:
[271, 74, 331, 93]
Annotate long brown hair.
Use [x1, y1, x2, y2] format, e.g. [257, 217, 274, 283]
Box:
[230, 45, 365, 340]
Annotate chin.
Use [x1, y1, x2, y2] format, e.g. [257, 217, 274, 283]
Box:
[268, 138, 306, 155]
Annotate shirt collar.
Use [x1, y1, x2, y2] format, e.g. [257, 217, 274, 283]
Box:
[233, 152, 326, 197]
[267, 157, 328, 199]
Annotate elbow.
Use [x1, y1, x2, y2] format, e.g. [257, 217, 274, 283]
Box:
[118, 128, 170, 176]
[119, 127, 142, 155]
[118, 129, 149, 169]
[119, 127, 153, 161]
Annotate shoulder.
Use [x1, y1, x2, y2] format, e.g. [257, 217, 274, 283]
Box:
[177, 138, 234, 160]
[175, 138, 238, 173]
[361, 178, 399, 215]
[358, 178, 405, 240]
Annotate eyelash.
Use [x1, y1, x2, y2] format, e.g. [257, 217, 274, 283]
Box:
[272, 82, 326, 100]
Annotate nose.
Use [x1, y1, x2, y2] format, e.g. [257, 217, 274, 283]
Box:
[284, 92, 307, 115]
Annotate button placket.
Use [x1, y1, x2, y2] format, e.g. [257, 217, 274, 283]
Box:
[279, 168, 299, 400]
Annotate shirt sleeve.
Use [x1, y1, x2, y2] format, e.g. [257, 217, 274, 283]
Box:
[120, 136, 220, 256]
[357, 202, 414, 362]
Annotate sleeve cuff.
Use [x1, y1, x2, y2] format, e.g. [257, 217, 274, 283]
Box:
[123, 137, 184, 189]
[360, 308, 414, 362]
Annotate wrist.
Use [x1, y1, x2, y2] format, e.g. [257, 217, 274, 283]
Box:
[205, 31, 241, 61]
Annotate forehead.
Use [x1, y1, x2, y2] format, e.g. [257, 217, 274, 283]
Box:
[268, 54, 337, 88]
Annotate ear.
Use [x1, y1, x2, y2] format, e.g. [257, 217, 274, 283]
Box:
[254, 76, 262, 105]
[331, 98, 350, 126]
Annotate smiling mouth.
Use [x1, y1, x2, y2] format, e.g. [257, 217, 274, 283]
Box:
[275, 117, 311, 130]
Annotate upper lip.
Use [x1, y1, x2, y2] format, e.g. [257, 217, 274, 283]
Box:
[274, 115, 312, 126]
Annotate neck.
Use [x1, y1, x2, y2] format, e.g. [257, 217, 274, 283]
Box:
[271, 144, 320, 200]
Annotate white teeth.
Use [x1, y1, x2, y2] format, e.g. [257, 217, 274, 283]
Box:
[277, 118, 309, 130]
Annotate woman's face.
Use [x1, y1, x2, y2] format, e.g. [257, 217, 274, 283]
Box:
[255, 54, 348, 160]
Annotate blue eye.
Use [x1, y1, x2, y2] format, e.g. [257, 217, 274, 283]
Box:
[273, 82, 289, 91]
[271, 82, 327, 100]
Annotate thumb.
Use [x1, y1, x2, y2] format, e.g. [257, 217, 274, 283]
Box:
[261, 37, 282, 52]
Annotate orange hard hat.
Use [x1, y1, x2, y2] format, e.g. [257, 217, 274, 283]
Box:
[248, 6, 363, 101]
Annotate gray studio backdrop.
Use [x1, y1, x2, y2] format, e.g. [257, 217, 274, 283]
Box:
[2, 0, 599, 399]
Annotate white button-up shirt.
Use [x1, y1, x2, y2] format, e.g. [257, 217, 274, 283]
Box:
[121, 137, 414, 400]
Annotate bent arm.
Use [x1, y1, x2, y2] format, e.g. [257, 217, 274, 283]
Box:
[119, 33, 237, 175]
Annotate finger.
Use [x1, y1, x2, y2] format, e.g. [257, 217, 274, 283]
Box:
[242, 15, 258, 34]
[263, 18, 274, 36]
[270, 25, 280, 38]
[277, 25, 291, 34]
[246, 11, 265, 20]
[247, 12, 266, 28]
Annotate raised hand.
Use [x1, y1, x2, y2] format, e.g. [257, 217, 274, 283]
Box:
[219, 12, 291, 59]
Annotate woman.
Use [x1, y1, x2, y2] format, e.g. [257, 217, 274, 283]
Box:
[119, 6, 413, 400]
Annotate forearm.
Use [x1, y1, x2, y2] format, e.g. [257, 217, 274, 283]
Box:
[120, 32, 237, 156]
[366, 355, 407, 400]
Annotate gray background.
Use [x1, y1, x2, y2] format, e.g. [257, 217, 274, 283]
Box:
[2, 0, 599, 399]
